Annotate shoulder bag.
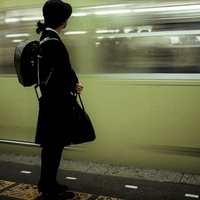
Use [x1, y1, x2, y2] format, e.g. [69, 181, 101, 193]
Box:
[70, 94, 96, 145]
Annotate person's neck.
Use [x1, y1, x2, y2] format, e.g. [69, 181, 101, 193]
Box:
[54, 25, 64, 34]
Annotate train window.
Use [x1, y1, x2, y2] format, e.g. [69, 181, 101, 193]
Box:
[1, 2, 200, 77]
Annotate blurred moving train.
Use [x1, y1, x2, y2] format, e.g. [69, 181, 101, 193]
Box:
[0, 0, 200, 174]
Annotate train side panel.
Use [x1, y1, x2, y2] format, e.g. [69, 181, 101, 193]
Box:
[0, 0, 200, 174]
[0, 77, 200, 174]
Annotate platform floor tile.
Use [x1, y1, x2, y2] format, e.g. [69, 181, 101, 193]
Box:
[96, 196, 123, 200]
[72, 191, 92, 199]
[0, 180, 16, 191]
[0, 183, 40, 200]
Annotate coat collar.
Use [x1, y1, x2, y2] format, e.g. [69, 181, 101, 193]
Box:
[45, 27, 61, 39]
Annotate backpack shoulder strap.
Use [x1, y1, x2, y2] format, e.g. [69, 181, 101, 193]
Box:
[40, 37, 59, 45]
[37, 37, 59, 86]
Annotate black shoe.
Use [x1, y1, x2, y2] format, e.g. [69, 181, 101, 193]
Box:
[38, 182, 69, 193]
[54, 181, 69, 192]
[64, 191, 75, 199]
[42, 191, 75, 200]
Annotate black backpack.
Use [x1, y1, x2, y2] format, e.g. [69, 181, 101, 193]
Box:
[14, 37, 58, 87]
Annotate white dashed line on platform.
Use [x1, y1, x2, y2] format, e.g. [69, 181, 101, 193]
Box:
[125, 185, 138, 189]
[185, 194, 199, 199]
[65, 177, 77, 180]
[20, 171, 32, 174]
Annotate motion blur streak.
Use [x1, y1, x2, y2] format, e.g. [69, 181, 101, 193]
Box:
[1, 1, 200, 74]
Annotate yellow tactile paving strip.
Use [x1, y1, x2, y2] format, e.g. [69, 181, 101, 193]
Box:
[0, 183, 41, 200]
[96, 197, 123, 200]
[0, 180, 16, 190]
[96, 197, 122, 200]
[0, 179, 123, 200]
[72, 191, 92, 199]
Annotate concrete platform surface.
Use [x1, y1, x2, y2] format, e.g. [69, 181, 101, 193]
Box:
[0, 151, 200, 200]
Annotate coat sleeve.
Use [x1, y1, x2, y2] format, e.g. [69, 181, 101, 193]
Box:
[42, 39, 79, 93]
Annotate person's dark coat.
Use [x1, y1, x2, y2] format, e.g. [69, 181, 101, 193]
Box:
[35, 29, 78, 147]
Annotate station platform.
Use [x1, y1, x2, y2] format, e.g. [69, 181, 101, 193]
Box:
[0, 151, 200, 200]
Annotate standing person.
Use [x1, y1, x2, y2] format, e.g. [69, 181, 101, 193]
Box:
[35, 0, 83, 199]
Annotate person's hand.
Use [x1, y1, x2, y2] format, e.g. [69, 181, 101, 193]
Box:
[76, 83, 84, 94]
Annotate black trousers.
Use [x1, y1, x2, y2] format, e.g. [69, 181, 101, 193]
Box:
[38, 145, 64, 192]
